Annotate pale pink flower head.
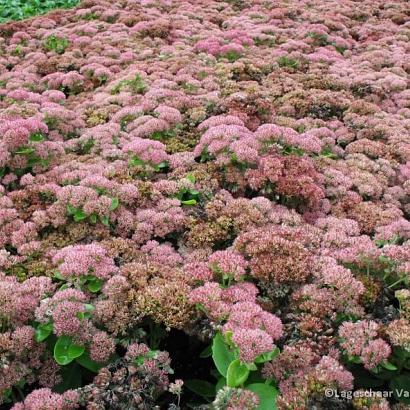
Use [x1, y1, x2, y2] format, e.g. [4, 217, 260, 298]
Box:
[312, 356, 354, 390]
[189, 282, 230, 320]
[90, 331, 116, 363]
[361, 339, 391, 370]
[123, 137, 169, 166]
[339, 320, 391, 370]
[231, 328, 275, 363]
[208, 249, 248, 281]
[52, 243, 118, 280]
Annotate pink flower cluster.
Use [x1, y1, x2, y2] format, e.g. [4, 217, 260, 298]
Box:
[225, 303, 283, 363]
[123, 138, 169, 166]
[0, 118, 63, 181]
[194, 30, 252, 58]
[190, 278, 282, 363]
[35, 287, 115, 361]
[52, 243, 118, 280]
[11, 388, 79, 410]
[339, 320, 391, 370]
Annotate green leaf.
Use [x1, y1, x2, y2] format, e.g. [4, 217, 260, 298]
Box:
[68, 343, 85, 359]
[254, 348, 280, 364]
[35, 322, 53, 342]
[227, 359, 250, 387]
[89, 214, 97, 224]
[3, 388, 12, 404]
[212, 332, 235, 378]
[76, 311, 85, 320]
[86, 276, 103, 293]
[223, 331, 234, 348]
[156, 161, 168, 170]
[66, 204, 77, 215]
[109, 197, 119, 211]
[53, 362, 82, 393]
[84, 303, 95, 312]
[54, 335, 84, 365]
[76, 351, 103, 373]
[245, 362, 257, 371]
[246, 383, 279, 410]
[185, 379, 215, 399]
[199, 344, 212, 358]
[186, 174, 196, 183]
[99, 215, 110, 226]
[348, 355, 362, 364]
[390, 374, 410, 404]
[73, 209, 87, 222]
[181, 199, 197, 206]
[215, 377, 226, 392]
[53, 270, 65, 280]
[129, 156, 145, 167]
[147, 350, 158, 359]
[394, 346, 410, 361]
[381, 361, 398, 371]
[29, 133, 45, 142]
[15, 147, 35, 155]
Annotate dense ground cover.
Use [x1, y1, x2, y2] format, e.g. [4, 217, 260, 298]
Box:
[0, 0, 79, 24]
[0, 0, 409, 408]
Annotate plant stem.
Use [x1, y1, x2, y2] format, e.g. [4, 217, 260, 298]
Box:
[388, 276, 406, 289]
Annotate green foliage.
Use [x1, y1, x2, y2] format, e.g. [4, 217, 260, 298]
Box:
[254, 36, 276, 47]
[282, 144, 305, 156]
[33, 304, 103, 373]
[75, 138, 95, 155]
[212, 332, 235, 378]
[199, 147, 213, 163]
[4, 133, 51, 178]
[43, 35, 70, 54]
[54, 335, 85, 365]
[345, 255, 408, 291]
[65, 196, 119, 226]
[35, 322, 53, 342]
[277, 56, 300, 69]
[180, 82, 199, 94]
[226, 359, 250, 387]
[186, 333, 280, 407]
[75, 351, 105, 373]
[254, 348, 280, 364]
[306, 31, 329, 46]
[0, 0, 80, 23]
[54, 269, 104, 295]
[111, 74, 147, 95]
[129, 155, 169, 173]
[184, 379, 215, 401]
[319, 146, 338, 159]
[175, 175, 200, 206]
[150, 129, 177, 141]
[342, 345, 410, 404]
[219, 50, 242, 62]
[247, 383, 279, 410]
[84, 275, 103, 293]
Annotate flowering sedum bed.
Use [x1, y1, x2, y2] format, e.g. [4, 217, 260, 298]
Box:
[0, 0, 409, 409]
